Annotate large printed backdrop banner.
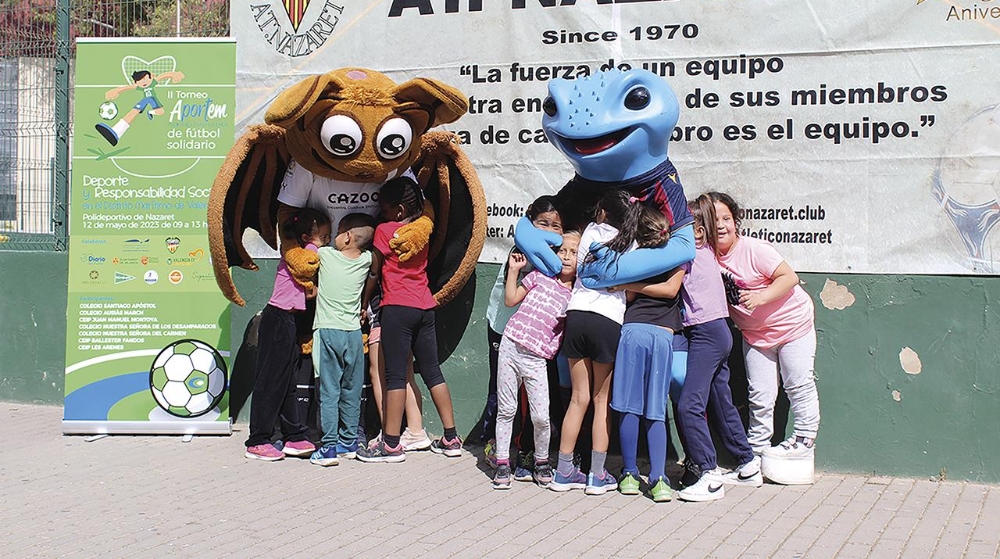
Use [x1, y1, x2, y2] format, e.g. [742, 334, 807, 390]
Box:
[64, 38, 236, 435]
[234, 0, 1000, 274]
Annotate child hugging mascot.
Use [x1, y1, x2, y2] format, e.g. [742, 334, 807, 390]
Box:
[208, 67, 487, 354]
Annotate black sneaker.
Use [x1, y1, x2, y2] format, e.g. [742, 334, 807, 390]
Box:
[681, 461, 702, 487]
[533, 460, 554, 487]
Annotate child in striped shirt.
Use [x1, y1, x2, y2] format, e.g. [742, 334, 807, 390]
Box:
[491, 231, 580, 490]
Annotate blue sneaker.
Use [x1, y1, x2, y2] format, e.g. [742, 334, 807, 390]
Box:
[336, 441, 359, 460]
[512, 451, 534, 482]
[310, 445, 339, 467]
[585, 469, 618, 495]
[549, 468, 587, 492]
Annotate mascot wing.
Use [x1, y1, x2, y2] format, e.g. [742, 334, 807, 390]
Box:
[415, 131, 487, 360]
[207, 124, 291, 306]
[416, 131, 487, 306]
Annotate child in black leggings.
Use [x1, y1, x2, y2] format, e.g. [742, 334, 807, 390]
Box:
[357, 177, 462, 462]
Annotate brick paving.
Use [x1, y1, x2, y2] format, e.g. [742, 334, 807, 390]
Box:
[1, 403, 998, 559]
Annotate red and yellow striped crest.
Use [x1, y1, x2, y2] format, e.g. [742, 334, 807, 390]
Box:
[282, 0, 311, 32]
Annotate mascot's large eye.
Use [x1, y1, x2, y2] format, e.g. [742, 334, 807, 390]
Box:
[320, 115, 363, 157]
[375, 118, 413, 160]
[624, 87, 651, 110]
[542, 96, 557, 117]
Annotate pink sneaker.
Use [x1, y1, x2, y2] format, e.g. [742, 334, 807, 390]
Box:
[245, 444, 284, 461]
[281, 440, 316, 457]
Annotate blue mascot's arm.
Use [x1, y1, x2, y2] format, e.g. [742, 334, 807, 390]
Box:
[513, 216, 563, 277]
[581, 224, 695, 289]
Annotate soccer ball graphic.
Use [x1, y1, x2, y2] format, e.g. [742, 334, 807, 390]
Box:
[149, 339, 227, 418]
[932, 104, 1000, 273]
[98, 101, 118, 120]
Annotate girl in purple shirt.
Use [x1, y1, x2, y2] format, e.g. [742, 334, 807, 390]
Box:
[675, 196, 758, 502]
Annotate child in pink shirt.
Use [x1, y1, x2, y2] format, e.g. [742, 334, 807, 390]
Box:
[245, 208, 330, 462]
[491, 231, 579, 490]
[709, 191, 820, 477]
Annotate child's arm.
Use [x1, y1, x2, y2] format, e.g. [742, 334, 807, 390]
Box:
[612, 267, 686, 299]
[739, 261, 798, 312]
[155, 71, 185, 83]
[504, 252, 530, 307]
[104, 83, 137, 101]
[581, 225, 695, 289]
[361, 251, 383, 324]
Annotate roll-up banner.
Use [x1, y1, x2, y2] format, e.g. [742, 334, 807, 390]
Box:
[64, 38, 236, 435]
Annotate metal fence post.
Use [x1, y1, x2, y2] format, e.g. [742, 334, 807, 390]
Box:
[54, 0, 70, 251]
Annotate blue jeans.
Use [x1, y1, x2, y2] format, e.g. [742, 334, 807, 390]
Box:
[313, 328, 364, 449]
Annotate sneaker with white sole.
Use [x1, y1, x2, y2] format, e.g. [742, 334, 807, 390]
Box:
[430, 435, 463, 457]
[356, 439, 405, 463]
[400, 427, 432, 451]
[492, 462, 512, 490]
[549, 468, 587, 492]
[281, 440, 316, 457]
[721, 455, 763, 487]
[677, 473, 726, 502]
[309, 445, 339, 467]
[584, 470, 618, 496]
[335, 441, 359, 460]
[762, 437, 815, 485]
[763, 436, 815, 460]
[245, 443, 284, 461]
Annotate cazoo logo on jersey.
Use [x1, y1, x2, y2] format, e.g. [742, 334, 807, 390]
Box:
[250, 1, 345, 57]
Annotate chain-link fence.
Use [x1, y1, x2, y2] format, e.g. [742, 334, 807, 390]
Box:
[0, 0, 227, 250]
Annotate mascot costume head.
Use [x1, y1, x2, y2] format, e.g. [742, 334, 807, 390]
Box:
[208, 68, 486, 312]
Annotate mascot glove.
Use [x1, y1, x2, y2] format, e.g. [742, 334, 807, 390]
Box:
[581, 225, 696, 289]
[513, 216, 564, 277]
[285, 246, 319, 290]
[391, 199, 435, 262]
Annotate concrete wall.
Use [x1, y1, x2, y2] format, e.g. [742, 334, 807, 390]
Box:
[3, 251, 999, 482]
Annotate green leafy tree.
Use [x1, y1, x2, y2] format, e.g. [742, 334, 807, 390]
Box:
[133, 0, 227, 37]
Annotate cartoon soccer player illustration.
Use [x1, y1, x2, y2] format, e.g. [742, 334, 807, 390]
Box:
[95, 69, 185, 146]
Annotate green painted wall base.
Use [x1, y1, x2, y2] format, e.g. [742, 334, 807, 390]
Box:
[3, 251, 998, 482]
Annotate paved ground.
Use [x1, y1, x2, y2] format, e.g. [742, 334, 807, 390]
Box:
[2, 404, 998, 559]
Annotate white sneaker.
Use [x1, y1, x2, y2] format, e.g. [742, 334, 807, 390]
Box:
[763, 437, 815, 460]
[762, 437, 815, 485]
[721, 455, 764, 487]
[677, 473, 725, 502]
[400, 427, 432, 451]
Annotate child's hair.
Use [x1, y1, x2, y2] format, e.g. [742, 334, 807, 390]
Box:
[584, 190, 669, 266]
[706, 191, 742, 232]
[380, 176, 424, 221]
[594, 188, 632, 231]
[688, 194, 720, 253]
[280, 207, 330, 247]
[526, 195, 560, 222]
[338, 213, 377, 249]
[633, 206, 670, 249]
[132, 70, 152, 82]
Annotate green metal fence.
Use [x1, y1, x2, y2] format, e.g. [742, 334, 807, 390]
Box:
[0, 0, 227, 251]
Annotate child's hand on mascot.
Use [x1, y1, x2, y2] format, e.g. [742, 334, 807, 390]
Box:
[513, 216, 564, 277]
[285, 247, 319, 290]
[390, 200, 435, 262]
